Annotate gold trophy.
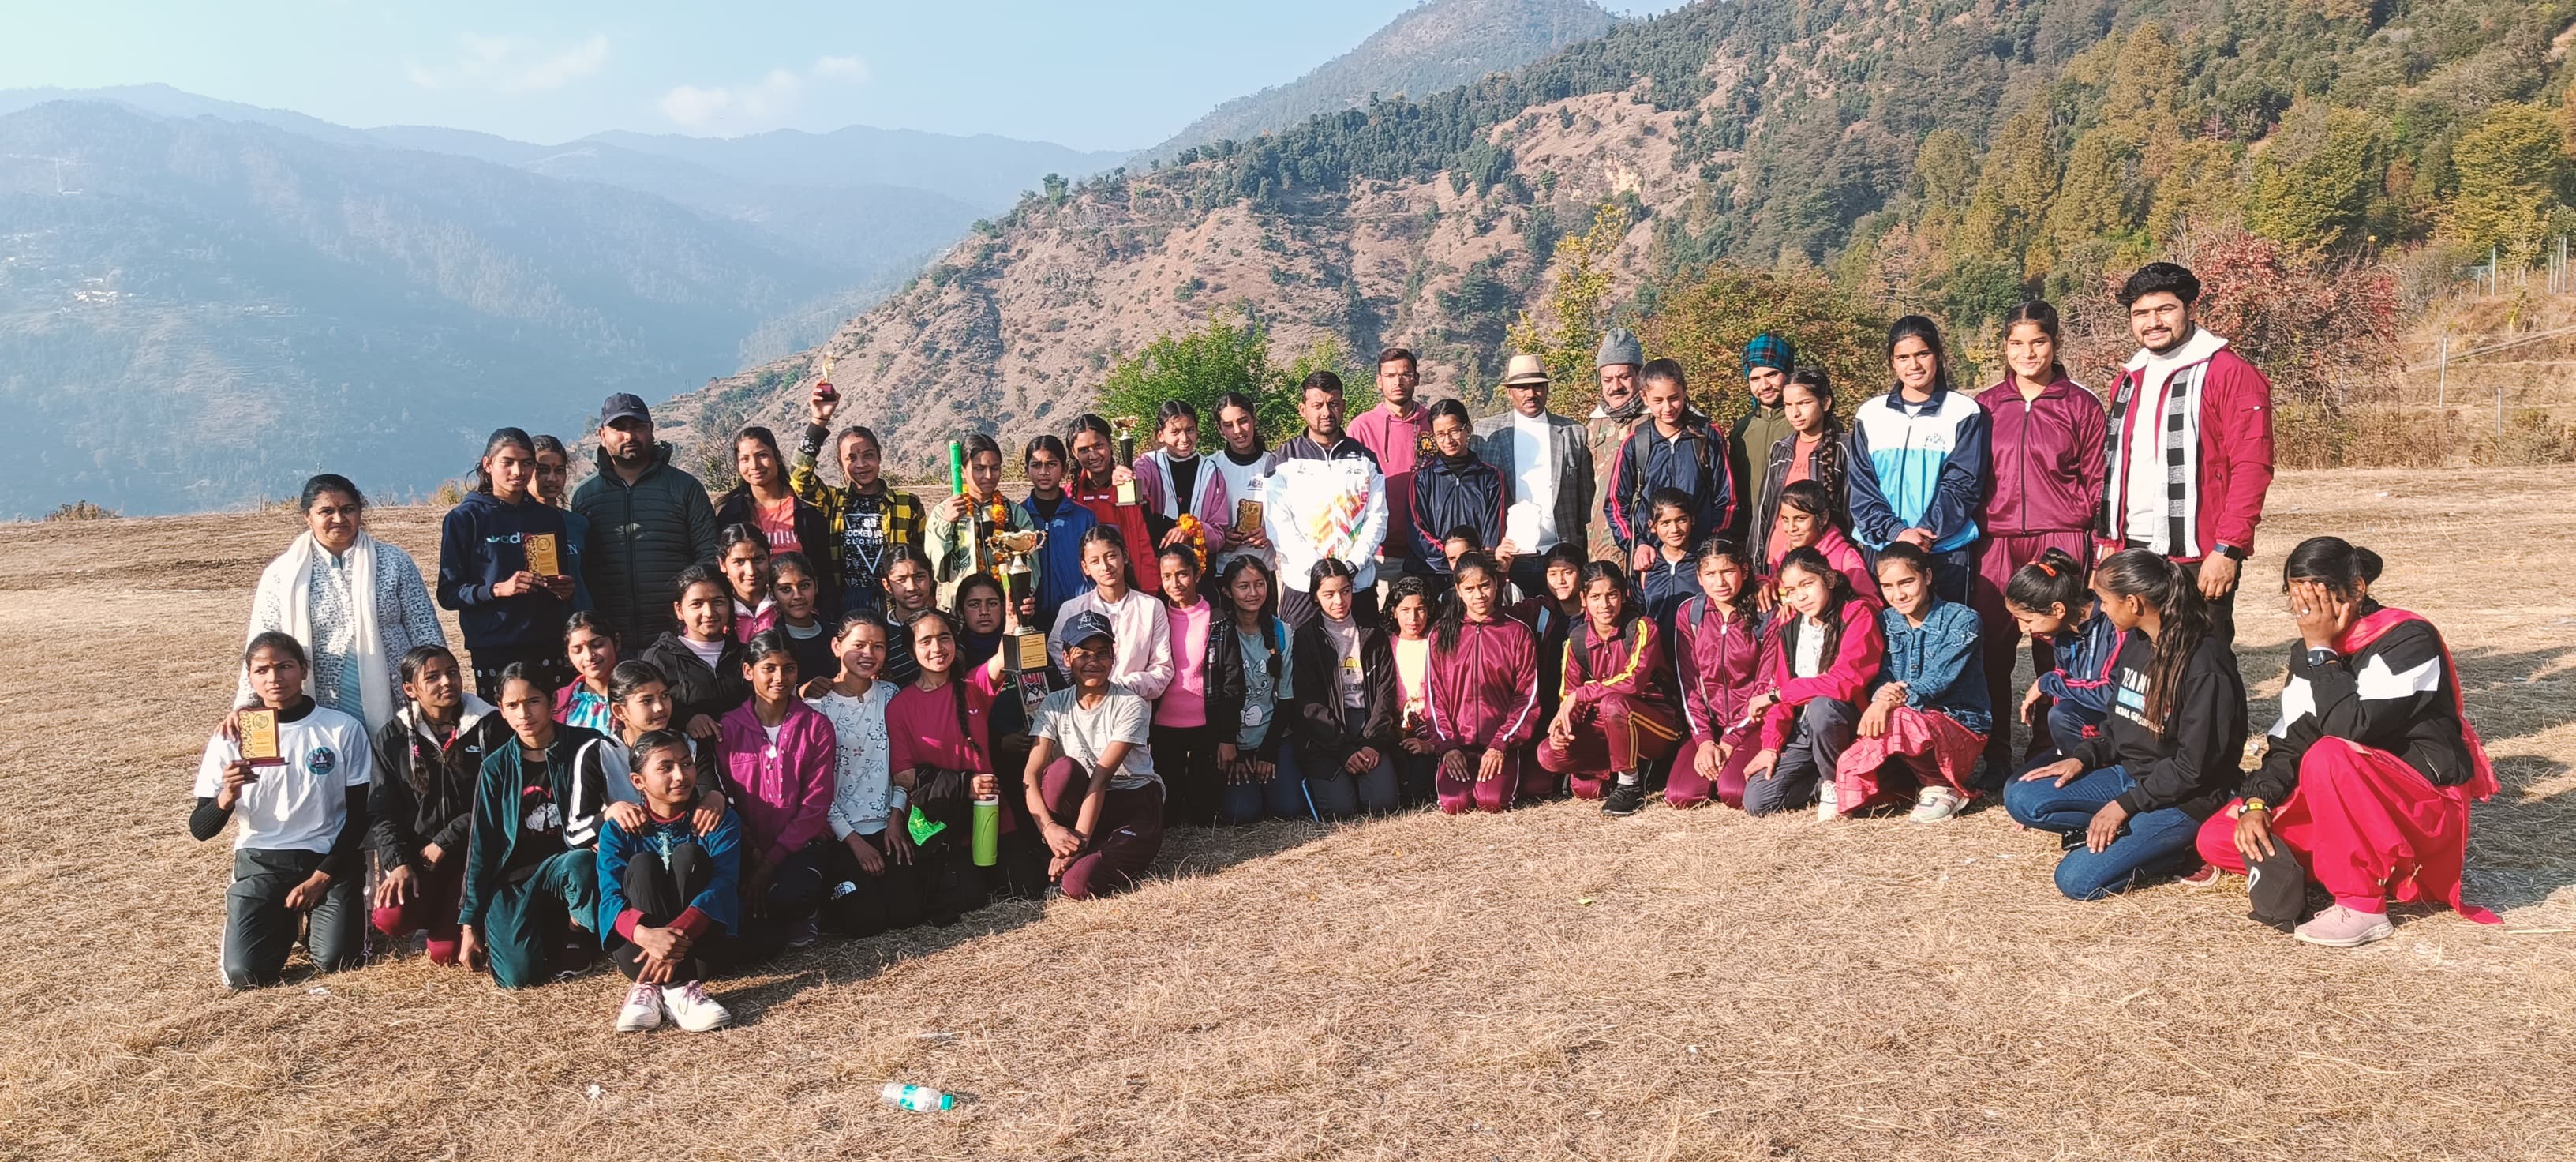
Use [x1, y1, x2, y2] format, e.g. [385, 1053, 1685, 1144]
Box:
[1110, 416, 1140, 506]
[986, 527, 1052, 705]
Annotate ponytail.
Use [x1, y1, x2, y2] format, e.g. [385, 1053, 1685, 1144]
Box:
[2095, 548, 2209, 732]
[2004, 548, 2088, 616]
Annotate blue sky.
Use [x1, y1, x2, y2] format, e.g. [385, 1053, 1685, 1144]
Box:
[1, 1, 1683, 150]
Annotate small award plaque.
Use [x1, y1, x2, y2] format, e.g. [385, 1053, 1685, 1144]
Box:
[1017, 631, 1050, 672]
[522, 532, 561, 577]
[239, 708, 286, 767]
[1235, 498, 1264, 534]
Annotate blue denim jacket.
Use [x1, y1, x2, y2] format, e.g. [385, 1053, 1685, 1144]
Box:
[1877, 597, 1990, 735]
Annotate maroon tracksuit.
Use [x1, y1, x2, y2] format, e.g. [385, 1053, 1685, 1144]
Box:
[1417, 617, 1543, 814]
[1539, 616, 1686, 798]
[1669, 596, 1772, 809]
[1973, 376, 2105, 774]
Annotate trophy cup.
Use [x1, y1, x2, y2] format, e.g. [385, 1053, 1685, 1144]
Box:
[985, 527, 1052, 706]
[1111, 417, 1140, 506]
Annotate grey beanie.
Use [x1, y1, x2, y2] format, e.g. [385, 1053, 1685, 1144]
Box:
[1596, 327, 1642, 369]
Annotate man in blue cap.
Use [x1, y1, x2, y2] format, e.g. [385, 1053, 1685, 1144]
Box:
[1730, 332, 1799, 545]
[570, 393, 721, 648]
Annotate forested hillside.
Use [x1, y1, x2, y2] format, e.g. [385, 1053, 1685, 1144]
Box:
[667, 0, 2573, 476]
[1144, 0, 1616, 162]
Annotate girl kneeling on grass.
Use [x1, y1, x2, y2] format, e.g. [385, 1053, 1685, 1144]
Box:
[2191, 537, 2500, 946]
[1217, 556, 1307, 823]
[193, 632, 375, 989]
[1669, 539, 1769, 810]
[1739, 548, 1883, 819]
[2005, 549, 2244, 901]
[458, 663, 607, 989]
[886, 608, 1016, 924]
[1540, 560, 1685, 817]
[1293, 558, 1401, 817]
[1024, 610, 1167, 899]
[806, 612, 927, 937]
[2004, 549, 2119, 769]
[1832, 542, 1990, 822]
[716, 629, 837, 961]
[1417, 552, 1543, 815]
[369, 643, 508, 967]
[639, 564, 748, 742]
[600, 729, 740, 1034]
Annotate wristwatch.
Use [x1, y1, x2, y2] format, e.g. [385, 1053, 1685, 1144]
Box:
[2213, 542, 2248, 561]
[2304, 647, 2338, 669]
[2241, 797, 2269, 814]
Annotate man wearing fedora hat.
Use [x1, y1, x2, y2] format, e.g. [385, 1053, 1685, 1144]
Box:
[1474, 354, 1592, 598]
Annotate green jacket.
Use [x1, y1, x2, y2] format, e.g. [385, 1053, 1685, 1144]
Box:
[571, 443, 720, 647]
[457, 725, 606, 928]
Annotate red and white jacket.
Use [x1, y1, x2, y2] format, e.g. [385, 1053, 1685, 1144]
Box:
[2098, 329, 2275, 563]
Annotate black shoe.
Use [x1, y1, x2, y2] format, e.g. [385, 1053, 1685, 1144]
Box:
[1602, 781, 1646, 817]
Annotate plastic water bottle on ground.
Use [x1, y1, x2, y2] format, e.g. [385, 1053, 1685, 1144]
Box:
[881, 1081, 956, 1112]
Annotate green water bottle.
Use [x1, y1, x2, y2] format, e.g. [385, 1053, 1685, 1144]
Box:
[880, 1081, 955, 1112]
[971, 793, 1000, 868]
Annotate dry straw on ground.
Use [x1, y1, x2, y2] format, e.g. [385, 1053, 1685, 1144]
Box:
[3, 468, 2571, 1160]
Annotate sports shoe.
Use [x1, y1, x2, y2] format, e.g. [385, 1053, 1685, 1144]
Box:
[661, 980, 734, 1032]
[613, 981, 663, 1033]
[2177, 862, 2222, 888]
[1908, 786, 1964, 823]
[2293, 904, 2394, 948]
[1814, 778, 1839, 820]
[789, 917, 819, 948]
[1601, 780, 1646, 817]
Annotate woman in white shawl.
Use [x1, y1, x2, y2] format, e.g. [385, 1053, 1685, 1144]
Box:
[240, 474, 447, 732]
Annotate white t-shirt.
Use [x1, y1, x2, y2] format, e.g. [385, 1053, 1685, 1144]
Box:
[1511, 410, 1559, 549]
[682, 635, 728, 669]
[1212, 448, 1278, 568]
[1033, 684, 1159, 792]
[193, 705, 373, 853]
[808, 682, 897, 837]
[1793, 617, 1829, 679]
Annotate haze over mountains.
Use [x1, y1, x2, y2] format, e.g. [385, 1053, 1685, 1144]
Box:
[0, 86, 1116, 514]
[1, 0, 1625, 515]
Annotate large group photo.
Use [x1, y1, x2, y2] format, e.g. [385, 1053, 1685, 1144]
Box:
[10, 1, 2576, 1159]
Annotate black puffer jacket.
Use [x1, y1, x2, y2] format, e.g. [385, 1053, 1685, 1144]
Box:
[366, 698, 514, 872]
[571, 443, 720, 647]
[1292, 620, 1398, 777]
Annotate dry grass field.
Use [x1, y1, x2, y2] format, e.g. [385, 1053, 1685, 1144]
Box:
[4, 467, 2573, 1161]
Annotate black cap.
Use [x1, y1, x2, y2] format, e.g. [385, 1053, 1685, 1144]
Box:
[1060, 610, 1115, 649]
[599, 393, 653, 426]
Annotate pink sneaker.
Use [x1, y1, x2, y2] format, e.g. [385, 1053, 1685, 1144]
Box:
[2177, 863, 2222, 889]
[2293, 904, 2394, 948]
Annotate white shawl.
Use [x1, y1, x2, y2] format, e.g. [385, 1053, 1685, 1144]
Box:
[249, 530, 396, 729]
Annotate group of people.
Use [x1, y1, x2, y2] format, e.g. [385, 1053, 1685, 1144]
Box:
[193, 261, 2501, 1034]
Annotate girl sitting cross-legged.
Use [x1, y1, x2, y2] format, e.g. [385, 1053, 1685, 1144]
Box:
[1538, 560, 1686, 817]
[1830, 542, 1990, 822]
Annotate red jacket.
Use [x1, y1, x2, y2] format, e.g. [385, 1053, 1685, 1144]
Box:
[2098, 340, 2275, 562]
[1976, 376, 2106, 536]
[1672, 598, 1769, 744]
[1758, 600, 1884, 752]
[1417, 617, 1541, 753]
[1069, 481, 1163, 598]
[1560, 616, 1681, 714]
[1768, 524, 1880, 609]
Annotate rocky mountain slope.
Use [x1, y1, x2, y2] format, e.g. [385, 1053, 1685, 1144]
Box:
[1142, 0, 1616, 163]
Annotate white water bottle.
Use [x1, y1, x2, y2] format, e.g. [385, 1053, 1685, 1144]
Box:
[881, 1081, 955, 1112]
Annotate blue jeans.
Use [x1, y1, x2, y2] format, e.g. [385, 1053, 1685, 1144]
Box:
[2002, 765, 2203, 901]
[1219, 744, 1310, 823]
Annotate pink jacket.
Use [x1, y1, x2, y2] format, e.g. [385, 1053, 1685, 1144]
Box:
[1131, 450, 1232, 536]
[1758, 600, 1885, 752]
[716, 698, 837, 866]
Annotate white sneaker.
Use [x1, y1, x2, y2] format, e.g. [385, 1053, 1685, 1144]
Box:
[1814, 778, 1839, 820]
[661, 980, 733, 1032]
[613, 981, 663, 1033]
[1909, 786, 1964, 823]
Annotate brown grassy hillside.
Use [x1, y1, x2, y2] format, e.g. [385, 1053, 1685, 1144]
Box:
[4, 467, 2574, 1160]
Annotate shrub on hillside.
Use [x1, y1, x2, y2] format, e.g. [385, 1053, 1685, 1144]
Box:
[44, 500, 116, 522]
[1637, 264, 1889, 431]
[1091, 309, 1327, 449]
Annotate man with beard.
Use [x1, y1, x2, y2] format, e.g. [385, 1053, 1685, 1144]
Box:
[1584, 328, 1646, 564]
[571, 394, 721, 649]
[2097, 262, 2275, 660]
[1728, 333, 1799, 546]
